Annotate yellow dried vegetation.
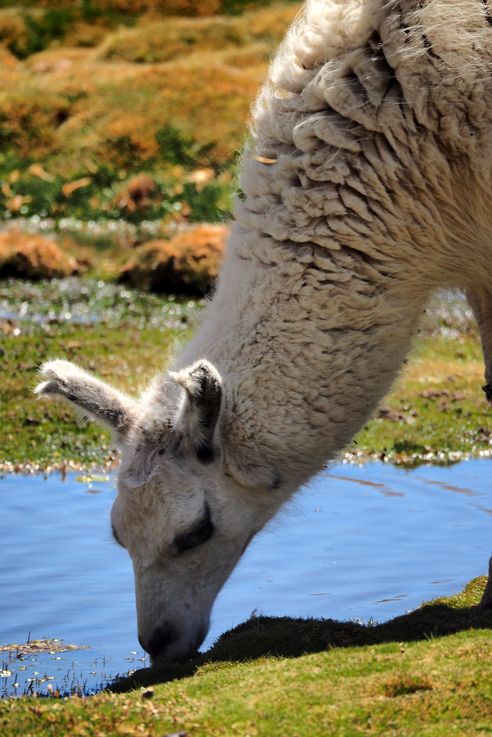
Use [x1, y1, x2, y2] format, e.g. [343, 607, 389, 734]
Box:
[98, 5, 297, 64]
[119, 223, 229, 294]
[0, 230, 79, 279]
[0, 9, 26, 49]
[115, 173, 160, 213]
[0, 89, 71, 158]
[28, 0, 221, 14]
[0, 4, 298, 176]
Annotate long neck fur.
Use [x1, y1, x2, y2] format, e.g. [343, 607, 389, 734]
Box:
[173, 0, 492, 495]
[177, 229, 425, 492]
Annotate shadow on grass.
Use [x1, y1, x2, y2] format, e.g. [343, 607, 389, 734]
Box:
[109, 576, 492, 693]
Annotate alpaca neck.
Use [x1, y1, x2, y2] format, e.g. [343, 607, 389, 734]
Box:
[176, 225, 427, 494]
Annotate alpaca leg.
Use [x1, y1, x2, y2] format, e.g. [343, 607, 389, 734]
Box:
[465, 288, 492, 404]
[479, 555, 492, 609]
[466, 289, 492, 607]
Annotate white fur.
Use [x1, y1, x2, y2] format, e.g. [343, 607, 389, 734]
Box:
[36, 0, 492, 660]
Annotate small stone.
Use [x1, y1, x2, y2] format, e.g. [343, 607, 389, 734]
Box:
[141, 688, 154, 700]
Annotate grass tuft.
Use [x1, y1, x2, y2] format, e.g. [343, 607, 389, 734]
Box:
[0, 229, 79, 279]
[118, 224, 228, 294]
[381, 674, 433, 698]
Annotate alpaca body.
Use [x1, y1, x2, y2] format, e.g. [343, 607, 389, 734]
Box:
[36, 0, 492, 661]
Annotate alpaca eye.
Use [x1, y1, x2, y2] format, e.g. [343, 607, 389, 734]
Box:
[175, 503, 214, 554]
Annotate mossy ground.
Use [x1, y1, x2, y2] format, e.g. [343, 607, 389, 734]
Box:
[0, 578, 490, 736]
[353, 330, 492, 466]
[0, 278, 198, 470]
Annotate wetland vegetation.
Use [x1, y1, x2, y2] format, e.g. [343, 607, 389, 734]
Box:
[1, 275, 491, 735]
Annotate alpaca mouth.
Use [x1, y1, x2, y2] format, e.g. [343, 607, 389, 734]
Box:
[150, 644, 199, 667]
[147, 626, 207, 666]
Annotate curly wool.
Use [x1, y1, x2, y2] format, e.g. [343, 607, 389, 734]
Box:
[239, 0, 491, 267]
[172, 0, 492, 488]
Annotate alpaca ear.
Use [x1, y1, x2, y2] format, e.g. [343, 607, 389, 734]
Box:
[170, 360, 222, 463]
[35, 360, 138, 443]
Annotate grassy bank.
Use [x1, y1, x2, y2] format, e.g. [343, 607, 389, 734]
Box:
[0, 279, 490, 471]
[0, 578, 490, 736]
[0, 278, 197, 470]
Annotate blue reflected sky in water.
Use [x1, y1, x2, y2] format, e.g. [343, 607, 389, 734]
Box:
[0, 459, 490, 696]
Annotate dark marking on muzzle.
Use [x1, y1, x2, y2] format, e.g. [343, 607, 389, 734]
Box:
[140, 622, 178, 659]
[193, 624, 207, 652]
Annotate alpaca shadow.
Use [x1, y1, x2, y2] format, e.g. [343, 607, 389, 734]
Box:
[109, 577, 492, 693]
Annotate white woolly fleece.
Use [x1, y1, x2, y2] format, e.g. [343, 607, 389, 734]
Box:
[171, 0, 492, 489]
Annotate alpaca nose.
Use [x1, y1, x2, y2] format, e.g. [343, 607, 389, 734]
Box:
[139, 622, 178, 660]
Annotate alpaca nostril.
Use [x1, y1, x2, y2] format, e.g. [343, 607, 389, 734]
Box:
[145, 622, 178, 659]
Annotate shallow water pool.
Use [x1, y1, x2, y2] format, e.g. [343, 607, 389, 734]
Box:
[0, 460, 490, 697]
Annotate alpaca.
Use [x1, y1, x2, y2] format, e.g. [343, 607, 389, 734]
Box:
[36, 0, 492, 662]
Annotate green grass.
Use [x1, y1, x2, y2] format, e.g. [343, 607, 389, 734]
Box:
[1, 323, 173, 469]
[351, 332, 492, 466]
[0, 280, 490, 471]
[0, 279, 197, 470]
[0, 130, 237, 224]
[0, 578, 490, 736]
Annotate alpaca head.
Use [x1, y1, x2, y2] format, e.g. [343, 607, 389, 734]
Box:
[35, 359, 271, 662]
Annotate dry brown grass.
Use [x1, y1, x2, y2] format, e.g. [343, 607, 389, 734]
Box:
[5, 58, 262, 171]
[114, 173, 160, 213]
[0, 4, 298, 176]
[20, 0, 222, 14]
[0, 229, 79, 279]
[119, 223, 228, 293]
[0, 9, 26, 49]
[98, 5, 297, 64]
[0, 88, 71, 158]
[4, 1, 288, 16]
